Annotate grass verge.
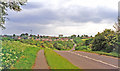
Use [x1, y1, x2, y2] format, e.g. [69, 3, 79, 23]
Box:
[44, 48, 80, 69]
[75, 50, 119, 58]
[11, 43, 41, 69]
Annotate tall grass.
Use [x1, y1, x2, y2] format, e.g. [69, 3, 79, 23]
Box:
[2, 40, 40, 69]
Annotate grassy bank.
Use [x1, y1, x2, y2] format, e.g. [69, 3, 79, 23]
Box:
[44, 48, 79, 69]
[75, 50, 119, 58]
[12, 46, 40, 69]
[2, 40, 41, 69]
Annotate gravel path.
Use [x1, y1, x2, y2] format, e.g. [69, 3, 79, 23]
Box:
[32, 50, 49, 69]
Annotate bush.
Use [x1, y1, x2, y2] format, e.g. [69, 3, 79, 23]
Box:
[2, 37, 14, 41]
[90, 29, 118, 53]
[75, 46, 87, 50]
[52, 40, 74, 50]
[1, 40, 40, 69]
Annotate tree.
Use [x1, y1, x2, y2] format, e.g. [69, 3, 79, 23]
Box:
[113, 17, 120, 53]
[84, 35, 88, 37]
[90, 29, 117, 53]
[25, 33, 28, 36]
[20, 33, 25, 37]
[113, 17, 120, 33]
[0, 0, 27, 29]
[90, 35, 92, 37]
[13, 34, 15, 37]
[71, 34, 76, 38]
[13, 34, 16, 39]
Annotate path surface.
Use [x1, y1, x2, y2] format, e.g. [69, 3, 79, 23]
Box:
[32, 50, 49, 69]
[55, 50, 119, 69]
[70, 44, 76, 51]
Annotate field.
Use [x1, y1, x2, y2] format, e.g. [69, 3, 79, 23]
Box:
[1, 33, 119, 69]
[1, 38, 78, 69]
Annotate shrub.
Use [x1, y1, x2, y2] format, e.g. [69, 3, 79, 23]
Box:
[90, 29, 118, 53]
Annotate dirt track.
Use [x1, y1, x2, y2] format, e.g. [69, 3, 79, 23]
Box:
[32, 50, 49, 69]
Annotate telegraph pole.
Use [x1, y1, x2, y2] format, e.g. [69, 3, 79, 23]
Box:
[30, 30, 32, 35]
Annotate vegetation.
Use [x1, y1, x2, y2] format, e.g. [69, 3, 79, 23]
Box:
[12, 46, 40, 69]
[74, 29, 119, 57]
[0, 1, 27, 29]
[44, 48, 79, 69]
[1, 37, 14, 41]
[90, 29, 118, 53]
[75, 50, 119, 57]
[52, 40, 74, 50]
[19, 39, 74, 50]
[1, 40, 40, 69]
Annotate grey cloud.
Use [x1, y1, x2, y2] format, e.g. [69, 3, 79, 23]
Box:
[3, 22, 56, 35]
[8, 3, 117, 25]
[22, 2, 43, 9]
[63, 6, 117, 23]
[9, 9, 60, 24]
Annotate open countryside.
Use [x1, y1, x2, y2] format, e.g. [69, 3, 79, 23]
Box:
[1, 31, 120, 70]
[0, 0, 120, 71]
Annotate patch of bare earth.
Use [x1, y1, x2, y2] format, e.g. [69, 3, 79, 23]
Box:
[32, 50, 49, 69]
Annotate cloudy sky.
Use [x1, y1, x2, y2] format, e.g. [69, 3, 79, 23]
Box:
[2, 0, 119, 36]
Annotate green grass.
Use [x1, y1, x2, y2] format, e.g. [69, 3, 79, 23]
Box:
[75, 50, 119, 58]
[44, 48, 80, 69]
[12, 46, 40, 69]
[2, 40, 41, 69]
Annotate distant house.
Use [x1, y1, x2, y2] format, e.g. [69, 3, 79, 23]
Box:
[28, 36, 32, 39]
[70, 39, 73, 41]
[2, 35, 7, 37]
[64, 38, 69, 41]
[82, 37, 92, 39]
[18, 36, 22, 40]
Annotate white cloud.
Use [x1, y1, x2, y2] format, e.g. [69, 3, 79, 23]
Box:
[28, 0, 119, 10]
[3, 0, 118, 36]
[49, 20, 115, 36]
[3, 18, 115, 36]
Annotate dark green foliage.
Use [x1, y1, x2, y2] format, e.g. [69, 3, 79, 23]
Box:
[13, 34, 15, 37]
[19, 39, 74, 50]
[71, 35, 76, 38]
[75, 46, 88, 50]
[80, 35, 89, 38]
[2, 37, 14, 41]
[53, 42, 63, 50]
[74, 38, 91, 51]
[90, 29, 118, 53]
[73, 37, 82, 44]
[85, 38, 93, 46]
[52, 40, 74, 50]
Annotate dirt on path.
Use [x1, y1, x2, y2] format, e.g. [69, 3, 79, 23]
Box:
[32, 50, 49, 69]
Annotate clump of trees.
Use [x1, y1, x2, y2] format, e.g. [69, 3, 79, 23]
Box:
[52, 40, 74, 50]
[90, 29, 118, 53]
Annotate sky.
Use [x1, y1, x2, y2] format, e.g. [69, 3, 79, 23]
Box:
[1, 0, 119, 36]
